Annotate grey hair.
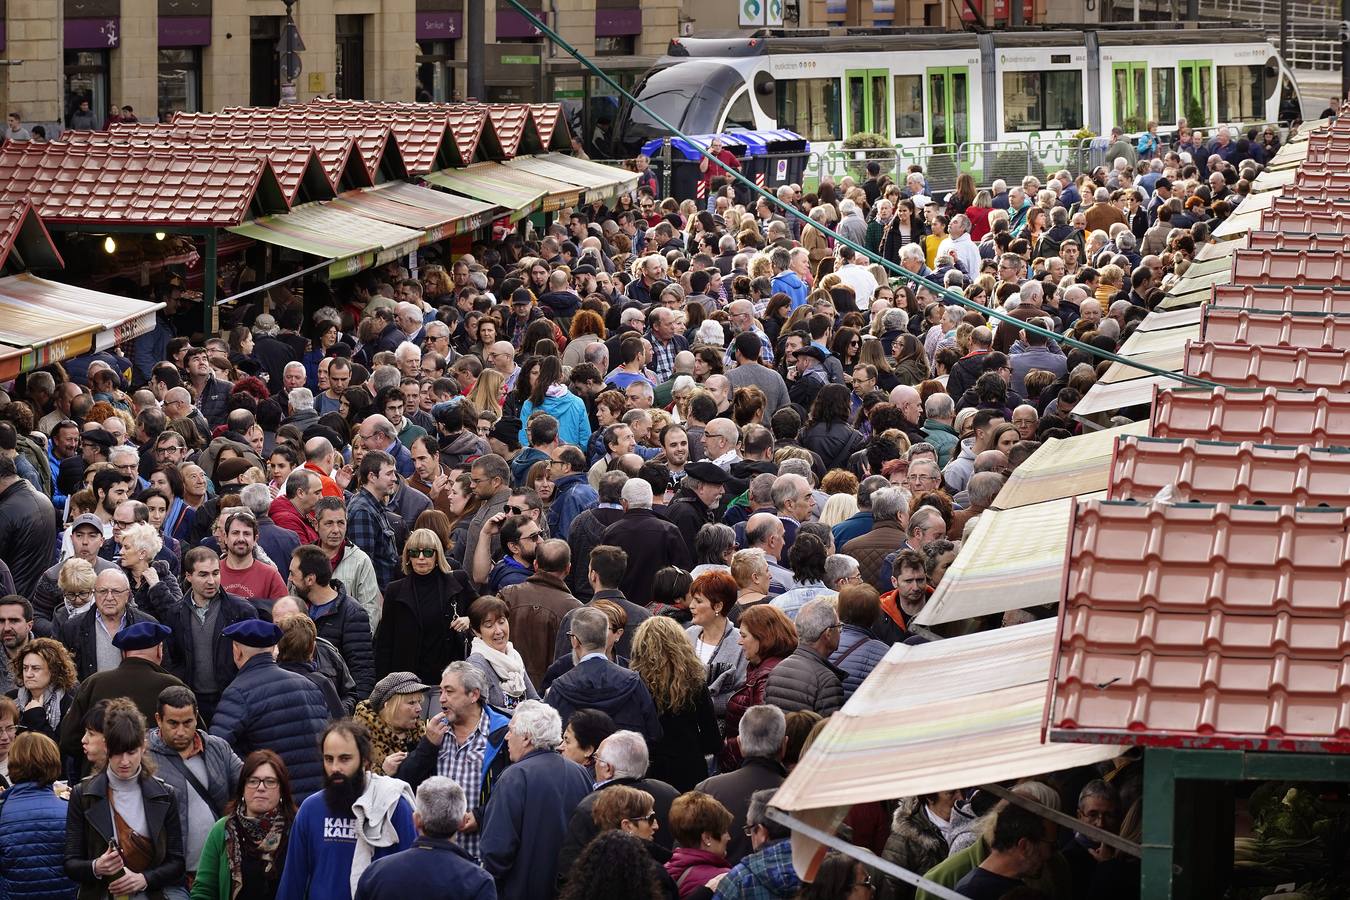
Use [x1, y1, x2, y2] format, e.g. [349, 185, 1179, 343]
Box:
[695, 523, 737, 565]
[596, 730, 649, 779]
[443, 660, 488, 702]
[776, 458, 814, 483]
[899, 243, 926, 264]
[621, 478, 653, 509]
[869, 487, 909, 523]
[239, 483, 272, 517]
[924, 392, 954, 418]
[882, 308, 910, 333]
[394, 341, 421, 361]
[857, 475, 889, 510]
[289, 387, 314, 412]
[570, 606, 609, 653]
[719, 234, 737, 253]
[509, 700, 564, 750]
[738, 705, 787, 758]
[796, 597, 838, 643]
[371, 365, 402, 394]
[908, 506, 945, 536]
[967, 471, 1005, 509]
[415, 777, 467, 837]
[108, 445, 139, 465]
[1078, 779, 1119, 811]
[770, 473, 809, 511]
[748, 472, 777, 505]
[27, 371, 55, 395]
[824, 553, 860, 589]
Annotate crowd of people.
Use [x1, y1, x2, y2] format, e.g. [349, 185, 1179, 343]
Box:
[0, 123, 1242, 898]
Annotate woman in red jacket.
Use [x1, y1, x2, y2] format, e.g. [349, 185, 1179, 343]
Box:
[717, 604, 798, 771]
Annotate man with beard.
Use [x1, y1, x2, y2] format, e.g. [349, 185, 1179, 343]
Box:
[209, 619, 330, 799]
[475, 513, 540, 595]
[0, 596, 32, 695]
[876, 548, 929, 644]
[277, 719, 416, 900]
[217, 511, 287, 602]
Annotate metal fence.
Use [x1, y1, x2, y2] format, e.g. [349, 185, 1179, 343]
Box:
[1286, 36, 1341, 70]
[813, 139, 1101, 192]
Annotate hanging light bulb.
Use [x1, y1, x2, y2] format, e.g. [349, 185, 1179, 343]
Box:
[154, 231, 166, 241]
[103, 236, 116, 254]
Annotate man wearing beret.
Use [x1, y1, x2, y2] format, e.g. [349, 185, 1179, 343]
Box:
[209, 618, 332, 800]
[664, 461, 730, 563]
[59, 620, 186, 774]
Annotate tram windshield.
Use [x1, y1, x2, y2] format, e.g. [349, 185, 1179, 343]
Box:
[612, 61, 747, 157]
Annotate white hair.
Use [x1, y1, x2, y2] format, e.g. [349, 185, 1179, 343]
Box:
[621, 478, 653, 508]
[509, 699, 563, 749]
[596, 730, 650, 779]
[289, 387, 314, 412]
[696, 320, 726, 346]
[395, 341, 421, 361]
[118, 522, 163, 559]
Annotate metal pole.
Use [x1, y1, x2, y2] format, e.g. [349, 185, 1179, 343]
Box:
[1342, 0, 1350, 102]
[1279, 0, 1288, 59]
[467, 0, 485, 100]
[661, 138, 672, 198]
[1185, 0, 1197, 22]
[203, 229, 218, 338]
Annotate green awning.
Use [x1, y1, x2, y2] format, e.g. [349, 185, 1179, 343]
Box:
[328, 182, 497, 243]
[424, 160, 582, 216]
[504, 153, 639, 203]
[228, 202, 425, 278]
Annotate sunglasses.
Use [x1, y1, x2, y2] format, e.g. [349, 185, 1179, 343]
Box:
[627, 811, 659, 826]
[504, 505, 525, 515]
[408, 548, 438, 558]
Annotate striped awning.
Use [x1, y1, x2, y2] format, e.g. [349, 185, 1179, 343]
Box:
[424, 159, 582, 217]
[228, 202, 425, 279]
[328, 182, 497, 243]
[503, 152, 639, 203]
[0, 274, 164, 380]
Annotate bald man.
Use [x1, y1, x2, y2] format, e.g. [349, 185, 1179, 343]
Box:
[486, 341, 520, 386]
[889, 385, 926, 443]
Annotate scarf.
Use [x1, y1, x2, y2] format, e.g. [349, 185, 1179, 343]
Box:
[13, 686, 65, 732]
[470, 637, 529, 699]
[353, 700, 424, 772]
[224, 807, 288, 899]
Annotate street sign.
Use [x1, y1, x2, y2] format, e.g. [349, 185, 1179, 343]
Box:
[741, 0, 784, 26]
[501, 54, 540, 65]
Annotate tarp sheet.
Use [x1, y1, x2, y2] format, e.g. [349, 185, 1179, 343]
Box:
[992, 421, 1149, 511]
[329, 182, 496, 241]
[228, 202, 424, 279]
[423, 161, 548, 219]
[505, 153, 639, 203]
[772, 620, 1121, 812]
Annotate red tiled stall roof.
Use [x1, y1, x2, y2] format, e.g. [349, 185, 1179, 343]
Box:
[1200, 307, 1350, 349]
[304, 98, 491, 167]
[0, 201, 63, 272]
[1293, 166, 1350, 198]
[1271, 196, 1346, 217]
[172, 110, 404, 183]
[1108, 435, 1350, 506]
[0, 143, 289, 227]
[1231, 249, 1350, 287]
[1209, 284, 1350, 315]
[528, 103, 569, 150]
[1264, 210, 1350, 235]
[1183, 340, 1350, 390]
[1150, 386, 1350, 445]
[1047, 500, 1350, 753]
[1245, 231, 1350, 253]
[61, 128, 335, 205]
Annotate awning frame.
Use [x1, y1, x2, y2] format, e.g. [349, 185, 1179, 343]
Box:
[765, 808, 966, 900]
[979, 783, 1141, 858]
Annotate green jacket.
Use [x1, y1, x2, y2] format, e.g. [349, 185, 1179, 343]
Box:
[190, 818, 230, 900]
[915, 834, 1073, 900]
[921, 418, 959, 468]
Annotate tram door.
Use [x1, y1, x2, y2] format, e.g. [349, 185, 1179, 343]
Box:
[1112, 62, 1147, 129]
[1179, 59, 1213, 126]
[845, 69, 891, 138]
[926, 67, 969, 149]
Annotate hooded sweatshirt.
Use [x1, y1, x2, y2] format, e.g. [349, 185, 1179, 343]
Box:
[544, 656, 663, 742]
[518, 385, 591, 449]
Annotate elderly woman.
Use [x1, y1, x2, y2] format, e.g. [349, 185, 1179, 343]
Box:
[728, 548, 773, 622]
[50, 556, 97, 639]
[684, 571, 746, 721]
[375, 528, 475, 684]
[354, 672, 429, 775]
[718, 605, 798, 770]
[466, 596, 538, 711]
[8, 637, 77, 742]
[118, 522, 182, 621]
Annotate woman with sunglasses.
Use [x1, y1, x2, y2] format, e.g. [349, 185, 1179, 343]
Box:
[374, 529, 474, 684]
[562, 786, 678, 899]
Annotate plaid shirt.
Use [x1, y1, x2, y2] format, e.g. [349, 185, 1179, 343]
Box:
[344, 488, 399, 586]
[645, 332, 688, 383]
[438, 709, 491, 860]
[714, 839, 801, 900]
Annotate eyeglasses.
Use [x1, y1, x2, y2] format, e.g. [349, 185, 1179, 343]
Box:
[408, 548, 438, 558]
[64, 591, 94, 603]
[850, 874, 876, 892]
[743, 824, 760, 836]
[245, 776, 280, 790]
[0, 726, 20, 738]
[94, 588, 129, 598]
[827, 622, 843, 631]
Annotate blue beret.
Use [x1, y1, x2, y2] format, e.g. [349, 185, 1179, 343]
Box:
[222, 618, 283, 648]
[112, 621, 172, 651]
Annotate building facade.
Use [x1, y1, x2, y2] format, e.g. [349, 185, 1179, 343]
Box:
[0, 0, 679, 134]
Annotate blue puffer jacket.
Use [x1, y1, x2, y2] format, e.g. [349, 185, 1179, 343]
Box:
[517, 388, 591, 450]
[829, 623, 891, 700]
[0, 780, 75, 899]
[208, 653, 331, 800]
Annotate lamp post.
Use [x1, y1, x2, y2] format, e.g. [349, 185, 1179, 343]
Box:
[279, 0, 303, 106]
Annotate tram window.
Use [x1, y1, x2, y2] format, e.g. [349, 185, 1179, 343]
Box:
[894, 74, 924, 137]
[1002, 70, 1082, 132]
[724, 89, 756, 130]
[777, 77, 842, 142]
[1218, 64, 1264, 121]
[1152, 68, 1176, 125]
